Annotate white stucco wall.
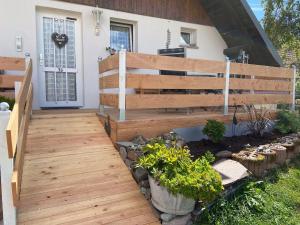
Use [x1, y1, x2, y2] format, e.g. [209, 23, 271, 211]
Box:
[0, 0, 227, 109]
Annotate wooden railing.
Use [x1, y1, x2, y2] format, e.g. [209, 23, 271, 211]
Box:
[1, 57, 33, 206]
[99, 51, 296, 120]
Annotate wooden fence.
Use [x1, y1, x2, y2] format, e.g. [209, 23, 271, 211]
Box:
[99, 51, 296, 120]
[0, 56, 33, 208]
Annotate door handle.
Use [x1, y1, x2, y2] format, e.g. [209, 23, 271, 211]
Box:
[39, 53, 44, 66]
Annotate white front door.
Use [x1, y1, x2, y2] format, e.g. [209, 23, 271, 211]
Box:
[37, 11, 83, 107]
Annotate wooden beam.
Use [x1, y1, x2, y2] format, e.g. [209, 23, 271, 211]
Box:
[126, 52, 227, 73]
[229, 94, 292, 105]
[99, 54, 119, 73]
[0, 75, 23, 88]
[0, 91, 15, 99]
[230, 62, 293, 78]
[126, 74, 225, 89]
[100, 94, 119, 108]
[126, 94, 225, 109]
[99, 74, 119, 89]
[0, 57, 25, 71]
[230, 78, 292, 91]
[6, 103, 19, 158]
[11, 171, 18, 207]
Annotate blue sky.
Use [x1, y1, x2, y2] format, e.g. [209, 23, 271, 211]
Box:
[247, 0, 264, 21]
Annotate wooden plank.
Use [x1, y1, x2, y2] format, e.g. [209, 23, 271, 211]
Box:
[230, 62, 293, 78]
[126, 94, 224, 109]
[0, 57, 25, 71]
[11, 171, 18, 207]
[230, 78, 292, 91]
[99, 54, 119, 73]
[17, 113, 159, 224]
[99, 74, 119, 89]
[100, 94, 119, 108]
[17, 59, 32, 120]
[0, 91, 15, 99]
[6, 103, 19, 158]
[126, 74, 225, 89]
[126, 52, 226, 73]
[229, 94, 292, 105]
[0, 75, 23, 88]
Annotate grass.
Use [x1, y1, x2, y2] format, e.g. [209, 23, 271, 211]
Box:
[196, 155, 300, 225]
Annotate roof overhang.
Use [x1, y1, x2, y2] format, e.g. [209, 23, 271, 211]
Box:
[201, 0, 283, 67]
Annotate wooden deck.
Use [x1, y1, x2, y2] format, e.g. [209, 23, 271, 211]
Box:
[17, 112, 160, 225]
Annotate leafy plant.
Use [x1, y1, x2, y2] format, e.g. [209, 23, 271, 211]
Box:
[244, 105, 272, 137]
[203, 120, 226, 143]
[203, 151, 215, 164]
[0, 95, 15, 110]
[137, 143, 223, 202]
[275, 110, 300, 134]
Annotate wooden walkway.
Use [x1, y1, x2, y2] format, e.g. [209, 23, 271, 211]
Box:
[17, 112, 160, 225]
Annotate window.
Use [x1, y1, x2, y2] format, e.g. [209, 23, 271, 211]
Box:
[110, 22, 133, 52]
[180, 32, 191, 45]
[180, 28, 197, 48]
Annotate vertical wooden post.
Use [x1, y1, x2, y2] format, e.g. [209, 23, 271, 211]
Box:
[291, 65, 297, 111]
[224, 57, 231, 115]
[119, 49, 126, 121]
[0, 108, 17, 225]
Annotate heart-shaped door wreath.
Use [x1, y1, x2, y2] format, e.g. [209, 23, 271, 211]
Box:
[51, 32, 68, 48]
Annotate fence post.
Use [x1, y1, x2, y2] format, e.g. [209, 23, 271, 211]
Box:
[224, 57, 231, 115]
[119, 49, 126, 121]
[291, 65, 297, 111]
[0, 103, 17, 225]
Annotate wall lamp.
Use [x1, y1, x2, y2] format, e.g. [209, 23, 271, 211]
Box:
[92, 6, 102, 36]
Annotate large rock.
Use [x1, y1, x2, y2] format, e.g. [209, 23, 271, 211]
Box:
[119, 147, 127, 161]
[133, 168, 148, 182]
[132, 135, 147, 145]
[216, 150, 233, 158]
[162, 214, 192, 225]
[161, 213, 176, 222]
[127, 150, 139, 161]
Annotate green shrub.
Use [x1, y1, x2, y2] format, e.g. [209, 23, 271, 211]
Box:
[0, 96, 15, 110]
[275, 110, 300, 134]
[203, 120, 226, 143]
[137, 143, 223, 202]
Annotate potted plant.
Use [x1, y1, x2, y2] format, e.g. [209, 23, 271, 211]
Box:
[137, 143, 223, 215]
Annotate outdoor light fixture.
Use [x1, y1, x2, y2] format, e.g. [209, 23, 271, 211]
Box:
[92, 6, 102, 36]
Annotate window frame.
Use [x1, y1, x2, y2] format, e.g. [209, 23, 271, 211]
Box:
[110, 21, 133, 52]
[180, 28, 198, 48]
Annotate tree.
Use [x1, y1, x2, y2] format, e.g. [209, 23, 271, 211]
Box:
[262, 0, 300, 68]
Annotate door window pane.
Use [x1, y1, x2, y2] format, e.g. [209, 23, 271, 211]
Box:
[110, 23, 132, 51]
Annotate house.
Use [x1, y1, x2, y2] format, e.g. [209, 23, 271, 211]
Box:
[0, 0, 283, 110]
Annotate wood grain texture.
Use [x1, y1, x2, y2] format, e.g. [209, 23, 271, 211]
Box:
[0, 75, 23, 88]
[0, 91, 15, 99]
[58, 0, 212, 26]
[100, 94, 119, 108]
[99, 74, 119, 89]
[17, 113, 160, 225]
[126, 74, 225, 90]
[0, 57, 25, 71]
[230, 62, 293, 78]
[126, 94, 225, 109]
[99, 54, 119, 73]
[229, 94, 292, 105]
[126, 52, 227, 73]
[229, 78, 292, 91]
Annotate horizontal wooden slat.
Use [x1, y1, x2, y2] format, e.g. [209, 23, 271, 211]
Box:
[230, 62, 293, 78]
[229, 94, 292, 105]
[99, 74, 119, 89]
[0, 57, 25, 71]
[126, 52, 226, 73]
[127, 74, 225, 89]
[0, 75, 23, 88]
[126, 94, 224, 109]
[0, 91, 15, 99]
[99, 54, 119, 73]
[230, 78, 292, 91]
[100, 94, 119, 108]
